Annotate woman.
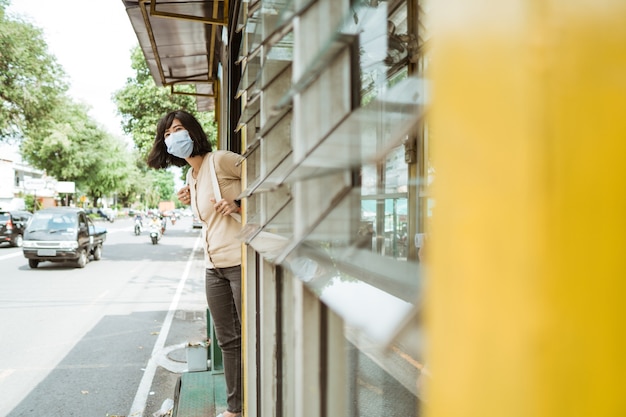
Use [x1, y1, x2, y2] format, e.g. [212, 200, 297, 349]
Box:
[147, 110, 243, 417]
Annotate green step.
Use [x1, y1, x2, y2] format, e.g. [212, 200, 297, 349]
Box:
[173, 371, 228, 417]
[172, 309, 227, 417]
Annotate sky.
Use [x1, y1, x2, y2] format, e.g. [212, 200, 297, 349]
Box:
[6, 0, 138, 140]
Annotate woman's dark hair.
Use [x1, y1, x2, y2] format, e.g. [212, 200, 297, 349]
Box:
[146, 110, 213, 169]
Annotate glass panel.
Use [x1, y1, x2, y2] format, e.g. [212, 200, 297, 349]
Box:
[244, 132, 262, 203]
[236, 0, 249, 32]
[248, 0, 262, 17]
[246, 12, 263, 57]
[261, 32, 293, 91]
[239, 105, 292, 169]
[384, 306, 424, 395]
[266, 76, 426, 185]
[275, 0, 387, 110]
[245, 0, 317, 54]
[361, 144, 410, 260]
[345, 335, 421, 417]
[278, 187, 420, 341]
[237, 30, 262, 95]
[236, 93, 260, 132]
[237, 68, 260, 104]
[244, 0, 299, 62]
[278, 183, 422, 414]
[384, 146, 408, 193]
[360, 196, 409, 259]
[237, 31, 292, 129]
[383, 1, 413, 79]
[238, 189, 293, 262]
[240, 149, 293, 196]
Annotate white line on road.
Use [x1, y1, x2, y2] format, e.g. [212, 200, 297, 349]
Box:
[0, 369, 15, 380]
[128, 235, 202, 417]
[0, 252, 22, 261]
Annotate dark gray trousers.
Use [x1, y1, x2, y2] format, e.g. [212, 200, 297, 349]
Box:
[205, 266, 242, 414]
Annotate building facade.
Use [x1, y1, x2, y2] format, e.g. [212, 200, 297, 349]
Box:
[124, 0, 426, 415]
[123, 1, 626, 417]
[0, 149, 52, 210]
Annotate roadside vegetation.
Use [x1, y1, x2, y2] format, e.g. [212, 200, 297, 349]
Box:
[0, 0, 215, 210]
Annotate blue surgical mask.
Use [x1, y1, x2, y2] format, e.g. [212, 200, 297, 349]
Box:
[164, 130, 194, 158]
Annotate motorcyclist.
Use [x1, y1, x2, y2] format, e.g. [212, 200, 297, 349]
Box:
[160, 214, 167, 234]
[134, 213, 144, 235]
[148, 215, 163, 244]
[149, 215, 161, 229]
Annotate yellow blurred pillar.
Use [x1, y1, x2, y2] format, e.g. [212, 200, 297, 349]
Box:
[427, 1, 626, 417]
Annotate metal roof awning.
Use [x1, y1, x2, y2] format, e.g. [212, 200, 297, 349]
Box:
[122, 0, 229, 111]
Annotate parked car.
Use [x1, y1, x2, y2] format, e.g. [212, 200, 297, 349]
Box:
[22, 207, 107, 269]
[84, 207, 115, 222]
[98, 208, 117, 223]
[0, 210, 32, 247]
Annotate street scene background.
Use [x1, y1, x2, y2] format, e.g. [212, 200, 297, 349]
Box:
[0, 216, 207, 417]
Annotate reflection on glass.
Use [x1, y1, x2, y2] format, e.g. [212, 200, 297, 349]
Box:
[238, 189, 293, 262]
[273, 182, 421, 348]
[360, 197, 409, 259]
[361, 144, 411, 260]
[384, 146, 408, 193]
[321, 276, 413, 342]
[274, 0, 390, 111]
[283, 242, 419, 346]
[264, 76, 426, 187]
[345, 337, 420, 417]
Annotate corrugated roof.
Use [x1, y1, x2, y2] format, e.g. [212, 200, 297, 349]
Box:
[122, 0, 230, 111]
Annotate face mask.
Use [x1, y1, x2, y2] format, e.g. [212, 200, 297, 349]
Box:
[164, 130, 194, 159]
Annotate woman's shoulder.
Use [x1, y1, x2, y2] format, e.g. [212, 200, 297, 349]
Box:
[212, 149, 239, 158]
[213, 150, 244, 166]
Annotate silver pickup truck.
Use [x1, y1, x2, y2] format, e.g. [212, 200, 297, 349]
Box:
[22, 207, 107, 269]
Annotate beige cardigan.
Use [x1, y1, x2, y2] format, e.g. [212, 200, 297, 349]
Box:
[187, 150, 243, 269]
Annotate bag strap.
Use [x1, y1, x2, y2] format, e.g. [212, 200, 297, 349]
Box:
[209, 153, 242, 223]
[208, 153, 221, 200]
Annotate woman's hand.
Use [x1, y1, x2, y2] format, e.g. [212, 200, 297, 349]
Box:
[177, 185, 191, 205]
[211, 198, 240, 216]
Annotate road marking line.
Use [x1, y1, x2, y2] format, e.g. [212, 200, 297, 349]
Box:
[129, 235, 202, 417]
[0, 369, 15, 380]
[0, 252, 22, 261]
[80, 290, 110, 312]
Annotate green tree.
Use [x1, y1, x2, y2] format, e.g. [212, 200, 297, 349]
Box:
[138, 169, 175, 209]
[23, 193, 40, 212]
[20, 98, 137, 204]
[81, 133, 137, 204]
[1, 2, 153, 209]
[0, 1, 68, 140]
[114, 46, 216, 164]
[21, 99, 99, 180]
[115, 151, 151, 207]
[151, 169, 176, 202]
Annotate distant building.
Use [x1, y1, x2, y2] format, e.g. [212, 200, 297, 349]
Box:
[0, 148, 56, 210]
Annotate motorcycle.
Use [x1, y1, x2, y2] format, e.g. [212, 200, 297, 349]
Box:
[134, 218, 142, 235]
[149, 222, 162, 244]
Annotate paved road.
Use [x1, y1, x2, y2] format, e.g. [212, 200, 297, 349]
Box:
[0, 216, 208, 417]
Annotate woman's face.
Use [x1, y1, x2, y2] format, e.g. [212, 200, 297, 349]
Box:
[164, 118, 186, 139]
